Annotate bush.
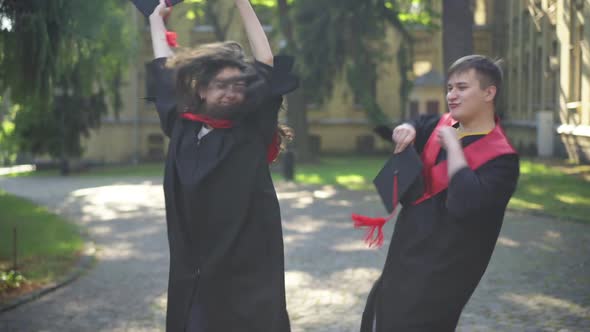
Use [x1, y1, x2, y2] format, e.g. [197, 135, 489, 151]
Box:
[0, 270, 26, 294]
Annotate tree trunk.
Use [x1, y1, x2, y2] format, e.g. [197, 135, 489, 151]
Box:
[276, 0, 314, 162]
[442, 0, 474, 72]
[205, 1, 235, 41]
[286, 88, 313, 162]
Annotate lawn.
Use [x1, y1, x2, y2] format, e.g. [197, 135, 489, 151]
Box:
[5, 163, 164, 178]
[285, 157, 590, 222]
[287, 156, 385, 191]
[509, 159, 590, 221]
[0, 190, 84, 303]
[4, 156, 589, 222]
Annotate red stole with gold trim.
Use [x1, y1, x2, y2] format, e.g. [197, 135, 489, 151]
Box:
[413, 113, 517, 205]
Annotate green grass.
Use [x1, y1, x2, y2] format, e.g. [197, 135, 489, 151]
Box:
[509, 160, 590, 222]
[0, 190, 84, 299]
[6, 156, 589, 222]
[287, 156, 385, 191]
[6, 162, 164, 178]
[277, 157, 590, 222]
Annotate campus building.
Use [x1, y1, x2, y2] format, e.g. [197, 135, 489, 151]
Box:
[82, 0, 590, 163]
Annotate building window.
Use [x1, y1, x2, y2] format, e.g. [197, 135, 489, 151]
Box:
[534, 46, 543, 110]
[573, 25, 583, 102]
[569, 4, 583, 103]
[147, 133, 165, 161]
[426, 100, 440, 115]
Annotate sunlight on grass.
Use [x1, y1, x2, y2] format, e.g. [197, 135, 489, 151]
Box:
[6, 156, 588, 222]
[513, 159, 590, 221]
[295, 173, 324, 184]
[508, 197, 544, 211]
[525, 185, 547, 195]
[335, 174, 371, 190]
[519, 160, 554, 175]
[560, 164, 590, 175]
[335, 174, 365, 184]
[0, 190, 83, 297]
[5, 163, 164, 178]
[554, 193, 590, 205]
[290, 157, 590, 222]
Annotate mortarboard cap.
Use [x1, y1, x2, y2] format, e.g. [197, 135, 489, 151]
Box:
[130, 0, 184, 18]
[373, 145, 424, 213]
[352, 146, 423, 247]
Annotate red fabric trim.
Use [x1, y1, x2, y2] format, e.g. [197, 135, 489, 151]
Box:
[180, 112, 281, 165]
[266, 131, 280, 163]
[419, 114, 455, 195]
[413, 113, 517, 205]
[180, 112, 233, 128]
[165, 30, 178, 48]
[165, 0, 172, 6]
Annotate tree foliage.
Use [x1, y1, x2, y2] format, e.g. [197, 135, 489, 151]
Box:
[0, 99, 18, 164]
[184, 0, 274, 40]
[0, 0, 135, 159]
[291, 0, 436, 125]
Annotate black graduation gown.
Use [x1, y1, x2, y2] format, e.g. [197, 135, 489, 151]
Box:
[360, 114, 520, 332]
[147, 55, 298, 332]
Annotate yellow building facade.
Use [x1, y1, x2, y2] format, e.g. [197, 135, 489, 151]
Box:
[500, 0, 590, 162]
[82, 0, 590, 163]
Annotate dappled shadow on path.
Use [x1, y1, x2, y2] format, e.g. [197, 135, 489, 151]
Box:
[0, 177, 588, 331]
[0, 176, 168, 332]
[274, 181, 590, 332]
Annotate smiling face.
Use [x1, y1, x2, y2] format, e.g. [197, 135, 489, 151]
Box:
[446, 68, 497, 122]
[200, 66, 246, 109]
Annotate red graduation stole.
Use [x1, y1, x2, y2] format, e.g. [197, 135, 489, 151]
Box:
[180, 112, 233, 128]
[413, 113, 517, 205]
[180, 112, 280, 163]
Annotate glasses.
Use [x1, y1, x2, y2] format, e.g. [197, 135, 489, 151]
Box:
[209, 80, 247, 93]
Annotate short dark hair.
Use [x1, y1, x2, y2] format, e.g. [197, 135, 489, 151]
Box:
[447, 55, 503, 104]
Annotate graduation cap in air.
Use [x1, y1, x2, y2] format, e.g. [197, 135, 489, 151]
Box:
[130, 0, 184, 17]
[352, 146, 424, 247]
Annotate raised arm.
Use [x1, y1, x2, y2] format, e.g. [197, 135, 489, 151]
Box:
[146, 0, 177, 136]
[149, 0, 174, 59]
[235, 0, 274, 66]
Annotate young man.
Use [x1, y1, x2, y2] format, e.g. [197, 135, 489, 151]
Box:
[360, 55, 520, 332]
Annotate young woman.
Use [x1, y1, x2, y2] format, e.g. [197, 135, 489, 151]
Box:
[147, 1, 298, 331]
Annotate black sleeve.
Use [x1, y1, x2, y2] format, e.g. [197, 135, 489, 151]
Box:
[409, 114, 441, 154]
[146, 57, 178, 137]
[251, 55, 299, 146]
[446, 154, 520, 220]
[253, 55, 299, 97]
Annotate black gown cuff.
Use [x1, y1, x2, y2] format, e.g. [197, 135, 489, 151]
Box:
[254, 55, 299, 96]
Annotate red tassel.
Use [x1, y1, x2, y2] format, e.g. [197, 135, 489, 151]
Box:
[351, 171, 399, 248]
[266, 131, 280, 163]
[352, 214, 386, 248]
[165, 30, 178, 48]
